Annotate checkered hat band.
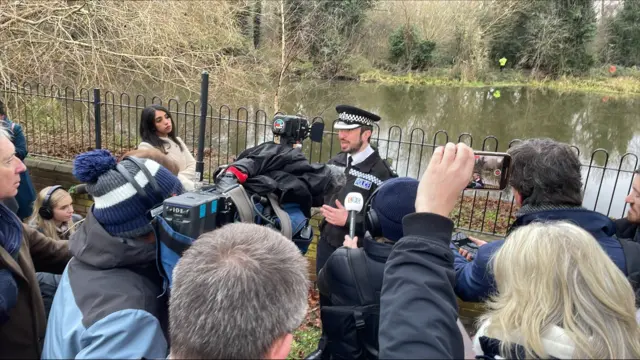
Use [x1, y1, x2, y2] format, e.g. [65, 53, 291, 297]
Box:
[338, 112, 374, 126]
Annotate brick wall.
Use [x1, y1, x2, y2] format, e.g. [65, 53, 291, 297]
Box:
[25, 157, 93, 216]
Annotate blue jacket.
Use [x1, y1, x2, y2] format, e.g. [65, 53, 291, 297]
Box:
[42, 210, 168, 359]
[454, 208, 626, 302]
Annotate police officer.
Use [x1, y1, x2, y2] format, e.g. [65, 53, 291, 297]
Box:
[317, 105, 397, 275]
[308, 105, 397, 359]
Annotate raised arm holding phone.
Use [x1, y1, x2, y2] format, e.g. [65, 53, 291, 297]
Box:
[378, 142, 476, 359]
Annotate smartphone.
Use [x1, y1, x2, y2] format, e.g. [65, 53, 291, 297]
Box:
[467, 151, 511, 190]
[451, 232, 479, 259]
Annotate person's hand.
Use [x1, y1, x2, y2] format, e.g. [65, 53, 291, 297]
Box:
[416, 142, 475, 217]
[458, 236, 487, 261]
[343, 235, 358, 248]
[321, 200, 348, 226]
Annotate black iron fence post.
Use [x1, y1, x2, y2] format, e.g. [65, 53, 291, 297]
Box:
[93, 88, 102, 149]
[196, 71, 209, 181]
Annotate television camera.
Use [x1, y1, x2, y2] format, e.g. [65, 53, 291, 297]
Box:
[271, 114, 325, 146]
[159, 114, 325, 240]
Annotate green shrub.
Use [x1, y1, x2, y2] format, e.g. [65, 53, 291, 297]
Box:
[388, 25, 436, 70]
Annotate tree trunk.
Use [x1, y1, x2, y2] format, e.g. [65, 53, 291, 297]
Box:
[274, 0, 286, 113]
[253, 0, 261, 49]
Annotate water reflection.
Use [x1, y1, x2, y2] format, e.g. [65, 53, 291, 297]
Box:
[273, 83, 640, 161]
[6, 80, 640, 221]
[278, 83, 640, 219]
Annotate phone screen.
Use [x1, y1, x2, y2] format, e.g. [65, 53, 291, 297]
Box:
[466, 152, 511, 190]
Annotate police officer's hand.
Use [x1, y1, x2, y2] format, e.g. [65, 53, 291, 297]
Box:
[416, 142, 475, 217]
[321, 199, 348, 227]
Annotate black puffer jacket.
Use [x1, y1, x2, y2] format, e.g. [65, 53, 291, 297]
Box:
[378, 213, 467, 359]
[317, 236, 390, 305]
[316, 236, 391, 358]
[222, 142, 337, 217]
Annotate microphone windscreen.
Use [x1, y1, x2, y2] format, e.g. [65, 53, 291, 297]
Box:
[310, 122, 324, 142]
[344, 192, 364, 212]
[326, 164, 347, 190]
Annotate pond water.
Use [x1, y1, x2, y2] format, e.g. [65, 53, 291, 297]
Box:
[269, 82, 640, 219]
[4, 80, 640, 220]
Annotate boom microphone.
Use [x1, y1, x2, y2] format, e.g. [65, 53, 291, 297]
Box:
[344, 192, 364, 239]
[309, 122, 325, 142]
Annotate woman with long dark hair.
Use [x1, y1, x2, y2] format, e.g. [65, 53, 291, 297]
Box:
[138, 104, 197, 190]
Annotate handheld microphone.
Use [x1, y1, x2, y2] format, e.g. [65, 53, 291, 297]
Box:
[344, 192, 364, 239]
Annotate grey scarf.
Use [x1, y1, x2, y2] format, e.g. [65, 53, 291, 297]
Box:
[515, 203, 585, 217]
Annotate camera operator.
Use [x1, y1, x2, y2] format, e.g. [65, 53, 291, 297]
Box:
[42, 149, 184, 359]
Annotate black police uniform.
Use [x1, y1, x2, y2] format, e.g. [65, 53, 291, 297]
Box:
[316, 106, 397, 276]
[310, 105, 396, 359]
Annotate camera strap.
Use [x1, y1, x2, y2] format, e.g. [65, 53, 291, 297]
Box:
[224, 185, 255, 223]
[266, 193, 293, 240]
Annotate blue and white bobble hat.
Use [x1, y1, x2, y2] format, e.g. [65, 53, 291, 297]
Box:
[73, 149, 184, 238]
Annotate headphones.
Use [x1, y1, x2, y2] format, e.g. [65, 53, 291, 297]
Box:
[38, 185, 64, 220]
[362, 183, 387, 238]
[115, 156, 164, 219]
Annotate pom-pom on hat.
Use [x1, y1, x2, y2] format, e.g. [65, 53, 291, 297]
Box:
[73, 149, 184, 238]
[371, 177, 419, 242]
[334, 105, 381, 130]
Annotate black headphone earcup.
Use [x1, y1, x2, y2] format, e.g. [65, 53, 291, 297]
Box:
[366, 209, 382, 239]
[39, 206, 53, 220]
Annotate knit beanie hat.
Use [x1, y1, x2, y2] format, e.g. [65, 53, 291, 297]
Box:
[73, 149, 184, 238]
[371, 177, 419, 242]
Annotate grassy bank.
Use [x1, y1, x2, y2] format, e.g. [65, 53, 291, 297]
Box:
[357, 67, 640, 95]
[290, 288, 322, 359]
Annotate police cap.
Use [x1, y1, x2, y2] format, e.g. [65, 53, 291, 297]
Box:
[334, 105, 380, 130]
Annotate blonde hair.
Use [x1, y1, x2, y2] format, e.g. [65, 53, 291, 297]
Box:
[479, 221, 640, 359]
[29, 186, 75, 240]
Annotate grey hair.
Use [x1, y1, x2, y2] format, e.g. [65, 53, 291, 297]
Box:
[0, 125, 8, 140]
[168, 223, 310, 359]
[507, 138, 583, 207]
